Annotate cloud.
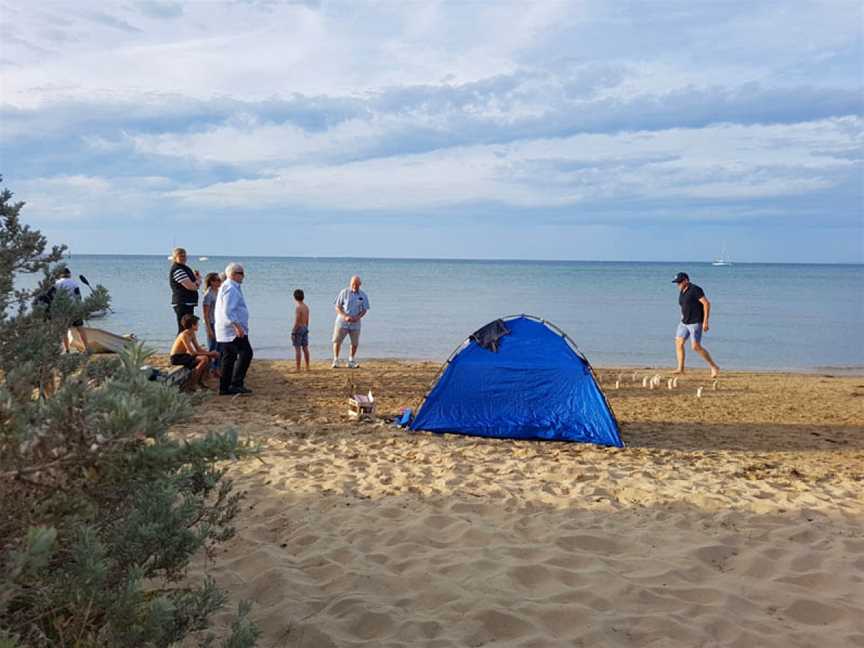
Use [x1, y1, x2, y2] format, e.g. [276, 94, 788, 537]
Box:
[82, 11, 143, 34]
[0, 0, 861, 260]
[134, 1, 184, 19]
[162, 119, 862, 215]
[14, 174, 174, 222]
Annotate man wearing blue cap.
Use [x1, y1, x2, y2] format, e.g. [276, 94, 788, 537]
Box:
[672, 272, 720, 377]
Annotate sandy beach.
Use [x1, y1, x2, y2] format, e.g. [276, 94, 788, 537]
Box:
[174, 360, 864, 647]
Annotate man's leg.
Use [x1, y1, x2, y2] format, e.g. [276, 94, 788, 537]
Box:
[219, 340, 238, 393]
[294, 346, 301, 371]
[303, 346, 310, 370]
[233, 337, 253, 388]
[672, 322, 689, 374]
[674, 337, 687, 374]
[348, 329, 361, 367]
[692, 341, 720, 377]
[332, 325, 346, 367]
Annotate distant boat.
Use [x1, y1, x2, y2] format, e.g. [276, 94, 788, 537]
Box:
[198, 256, 209, 261]
[712, 245, 733, 266]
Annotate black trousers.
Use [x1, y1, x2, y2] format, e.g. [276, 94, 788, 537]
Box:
[173, 304, 195, 333]
[218, 336, 253, 392]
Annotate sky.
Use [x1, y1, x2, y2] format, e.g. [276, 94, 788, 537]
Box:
[1, 0, 862, 262]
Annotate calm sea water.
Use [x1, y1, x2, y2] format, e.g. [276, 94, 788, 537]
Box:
[35, 256, 864, 371]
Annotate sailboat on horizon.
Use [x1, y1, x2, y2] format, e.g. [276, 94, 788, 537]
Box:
[712, 244, 733, 267]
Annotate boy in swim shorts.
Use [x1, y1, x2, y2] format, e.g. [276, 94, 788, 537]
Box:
[292, 289, 310, 371]
[170, 314, 220, 389]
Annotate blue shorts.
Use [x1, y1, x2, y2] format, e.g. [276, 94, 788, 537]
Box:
[291, 326, 309, 348]
[676, 322, 703, 343]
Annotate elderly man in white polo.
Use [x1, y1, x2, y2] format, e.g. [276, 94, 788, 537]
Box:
[332, 275, 369, 368]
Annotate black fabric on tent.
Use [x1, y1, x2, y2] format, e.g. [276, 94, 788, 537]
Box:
[469, 319, 510, 352]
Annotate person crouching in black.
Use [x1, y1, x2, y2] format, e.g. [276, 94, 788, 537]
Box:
[169, 247, 201, 333]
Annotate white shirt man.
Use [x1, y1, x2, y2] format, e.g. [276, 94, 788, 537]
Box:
[214, 263, 253, 395]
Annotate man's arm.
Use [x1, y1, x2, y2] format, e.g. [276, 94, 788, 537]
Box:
[174, 268, 200, 291]
[334, 292, 349, 320]
[354, 293, 369, 321]
[225, 287, 247, 337]
[699, 296, 711, 332]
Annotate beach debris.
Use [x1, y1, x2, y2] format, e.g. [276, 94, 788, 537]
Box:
[642, 376, 649, 388]
[632, 371, 638, 382]
[348, 390, 376, 420]
[667, 378, 673, 390]
[712, 380, 718, 391]
[672, 377, 679, 388]
[696, 386, 704, 398]
[614, 380, 620, 390]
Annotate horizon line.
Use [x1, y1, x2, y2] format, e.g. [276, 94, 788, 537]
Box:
[62, 253, 863, 266]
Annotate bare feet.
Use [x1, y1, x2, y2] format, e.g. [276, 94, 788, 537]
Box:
[671, 369, 685, 375]
[710, 367, 720, 378]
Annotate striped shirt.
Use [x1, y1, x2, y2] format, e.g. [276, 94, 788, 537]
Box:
[169, 262, 198, 306]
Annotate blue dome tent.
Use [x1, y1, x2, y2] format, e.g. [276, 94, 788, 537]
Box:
[410, 315, 623, 447]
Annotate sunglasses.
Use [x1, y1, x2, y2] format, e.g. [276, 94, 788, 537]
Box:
[233, 271, 244, 276]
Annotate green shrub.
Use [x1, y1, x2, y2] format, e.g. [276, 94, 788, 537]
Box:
[0, 177, 260, 647]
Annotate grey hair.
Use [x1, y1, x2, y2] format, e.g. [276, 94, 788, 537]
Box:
[225, 263, 244, 277]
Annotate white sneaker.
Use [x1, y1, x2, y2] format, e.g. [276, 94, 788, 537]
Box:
[331, 359, 340, 368]
[347, 359, 360, 369]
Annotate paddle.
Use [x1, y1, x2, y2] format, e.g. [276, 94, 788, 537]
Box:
[79, 275, 115, 313]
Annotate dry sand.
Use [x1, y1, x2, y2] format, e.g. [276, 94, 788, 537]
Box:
[175, 360, 864, 647]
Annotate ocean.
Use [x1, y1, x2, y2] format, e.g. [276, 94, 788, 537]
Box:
[38, 256, 864, 372]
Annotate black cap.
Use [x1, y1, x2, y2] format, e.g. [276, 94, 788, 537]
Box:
[672, 272, 689, 283]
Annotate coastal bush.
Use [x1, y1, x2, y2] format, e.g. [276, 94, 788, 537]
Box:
[0, 178, 260, 647]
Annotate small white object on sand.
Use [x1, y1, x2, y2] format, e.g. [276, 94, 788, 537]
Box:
[673, 377, 679, 388]
[696, 386, 704, 398]
[667, 379, 673, 390]
[615, 380, 620, 390]
[712, 380, 718, 391]
[642, 376, 649, 388]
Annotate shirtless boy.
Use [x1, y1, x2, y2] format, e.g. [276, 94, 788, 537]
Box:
[170, 314, 220, 389]
[292, 289, 310, 371]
